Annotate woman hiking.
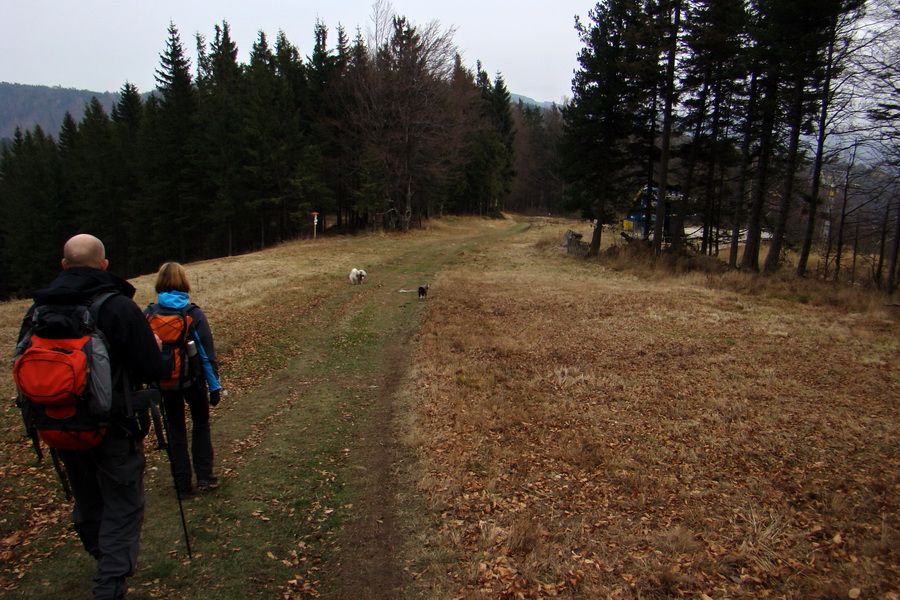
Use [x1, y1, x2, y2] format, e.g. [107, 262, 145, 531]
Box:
[145, 262, 222, 497]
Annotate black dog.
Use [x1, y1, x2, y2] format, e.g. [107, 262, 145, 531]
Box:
[418, 284, 430, 298]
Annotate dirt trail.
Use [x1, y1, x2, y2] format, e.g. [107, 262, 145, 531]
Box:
[327, 333, 411, 599]
[318, 225, 529, 599]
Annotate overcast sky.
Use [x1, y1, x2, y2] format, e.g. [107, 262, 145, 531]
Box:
[1, 0, 593, 105]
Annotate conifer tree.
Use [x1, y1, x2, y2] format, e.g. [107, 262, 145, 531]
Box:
[793, 0, 867, 277]
[678, 0, 749, 256]
[195, 21, 252, 256]
[651, 0, 683, 255]
[739, 4, 786, 272]
[443, 55, 486, 216]
[738, 0, 836, 271]
[56, 110, 80, 230]
[58, 111, 79, 153]
[109, 83, 145, 276]
[144, 21, 200, 266]
[330, 25, 354, 229]
[112, 83, 144, 134]
[275, 31, 311, 122]
[338, 29, 379, 229]
[465, 67, 516, 217]
[562, 0, 650, 255]
[0, 127, 66, 294]
[304, 21, 343, 231]
[307, 21, 339, 112]
[487, 75, 516, 215]
[244, 31, 304, 243]
[70, 98, 117, 246]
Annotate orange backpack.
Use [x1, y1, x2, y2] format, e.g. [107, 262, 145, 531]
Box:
[144, 305, 198, 390]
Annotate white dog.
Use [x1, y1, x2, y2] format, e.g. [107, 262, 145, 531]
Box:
[349, 268, 367, 284]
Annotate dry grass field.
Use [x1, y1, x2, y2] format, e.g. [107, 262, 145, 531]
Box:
[403, 219, 899, 598]
[0, 215, 898, 599]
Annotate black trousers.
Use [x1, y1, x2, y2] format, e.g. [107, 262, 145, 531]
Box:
[58, 429, 145, 600]
[161, 384, 214, 492]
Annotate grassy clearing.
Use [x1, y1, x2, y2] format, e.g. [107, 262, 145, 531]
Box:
[1, 215, 897, 599]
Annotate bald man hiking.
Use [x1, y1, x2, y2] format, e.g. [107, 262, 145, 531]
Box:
[15, 234, 170, 599]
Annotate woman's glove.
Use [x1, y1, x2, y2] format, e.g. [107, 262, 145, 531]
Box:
[209, 389, 222, 407]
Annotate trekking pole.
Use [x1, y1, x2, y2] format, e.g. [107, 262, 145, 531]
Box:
[157, 396, 193, 559]
[17, 396, 75, 499]
[48, 449, 74, 501]
[149, 397, 167, 450]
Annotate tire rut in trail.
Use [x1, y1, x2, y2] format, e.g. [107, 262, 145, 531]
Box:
[325, 317, 416, 600]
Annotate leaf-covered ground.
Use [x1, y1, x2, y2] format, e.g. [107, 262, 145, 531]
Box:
[405, 220, 900, 598]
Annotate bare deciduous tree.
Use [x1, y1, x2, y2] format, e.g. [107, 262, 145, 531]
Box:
[346, 1, 468, 231]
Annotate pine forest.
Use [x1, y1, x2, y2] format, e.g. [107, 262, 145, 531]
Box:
[1, 0, 899, 299]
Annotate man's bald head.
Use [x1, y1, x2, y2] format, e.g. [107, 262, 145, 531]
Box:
[62, 234, 108, 270]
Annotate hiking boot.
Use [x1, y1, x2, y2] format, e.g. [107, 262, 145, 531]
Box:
[93, 575, 128, 599]
[197, 476, 219, 489]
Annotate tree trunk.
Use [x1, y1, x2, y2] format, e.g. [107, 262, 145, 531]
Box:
[679, 76, 711, 252]
[741, 71, 779, 272]
[886, 194, 900, 299]
[823, 204, 834, 280]
[260, 213, 265, 250]
[730, 72, 758, 268]
[797, 22, 837, 278]
[644, 94, 659, 239]
[402, 179, 413, 232]
[833, 178, 849, 282]
[653, 0, 682, 255]
[875, 196, 891, 287]
[763, 85, 805, 274]
[701, 73, 725, 256]
[713, 162, 728, 256]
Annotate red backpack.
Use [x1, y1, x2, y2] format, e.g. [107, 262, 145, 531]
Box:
[13, 292, 117, 450]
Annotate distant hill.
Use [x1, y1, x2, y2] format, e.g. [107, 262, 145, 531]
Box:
[0, 82, 121, 139]
[0, 82, 559, 143]
[510, 93, 562, 110]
